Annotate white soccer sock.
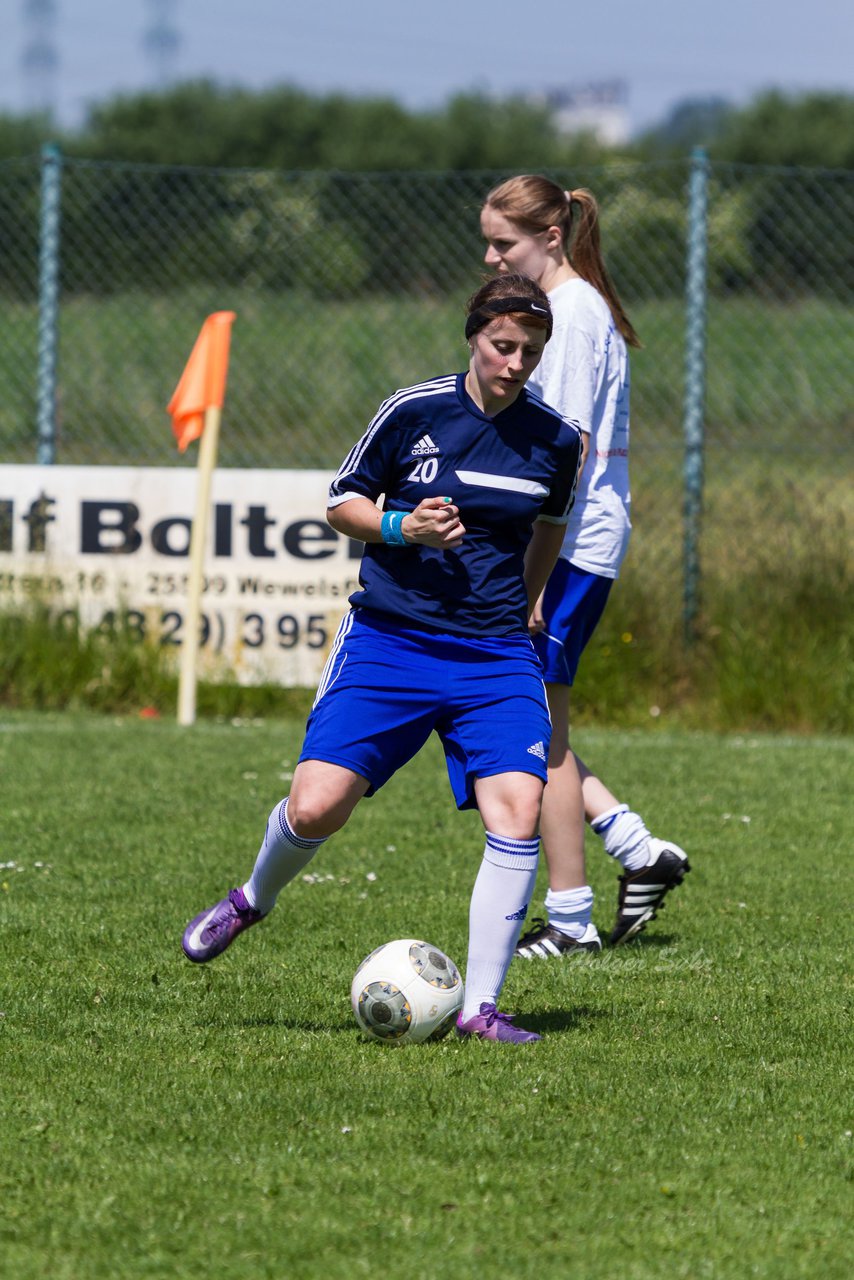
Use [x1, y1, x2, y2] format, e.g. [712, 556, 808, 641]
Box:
[461, 831, 540, 1021]
[590, 803, 651, 872]
[544, 885, 595, 939]
[243, 798, 327, 914]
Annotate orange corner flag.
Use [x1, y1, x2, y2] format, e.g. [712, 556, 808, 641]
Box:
[168, 311, 236, 452]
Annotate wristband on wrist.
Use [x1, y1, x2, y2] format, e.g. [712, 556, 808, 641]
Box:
[381, 510, 408, 546]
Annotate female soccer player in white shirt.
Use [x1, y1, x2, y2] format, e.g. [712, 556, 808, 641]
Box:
[182, 273, 582, 1043]
[479, 175, 689, 955]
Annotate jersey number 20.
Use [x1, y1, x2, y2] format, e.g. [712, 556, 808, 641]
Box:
[407, 458, 439, 484]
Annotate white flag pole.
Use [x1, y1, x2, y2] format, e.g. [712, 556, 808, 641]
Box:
[177, 404, 221, 727]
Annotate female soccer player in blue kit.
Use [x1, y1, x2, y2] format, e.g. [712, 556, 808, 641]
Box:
[182, 273, 582, 1044]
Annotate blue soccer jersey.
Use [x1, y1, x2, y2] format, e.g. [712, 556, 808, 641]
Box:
[328, 373, 581, 636]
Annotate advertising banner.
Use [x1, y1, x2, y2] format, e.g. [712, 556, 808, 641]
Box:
[0, 466, 360, 686]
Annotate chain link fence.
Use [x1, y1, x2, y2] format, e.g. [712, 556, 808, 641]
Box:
[1, 150, 852, 636]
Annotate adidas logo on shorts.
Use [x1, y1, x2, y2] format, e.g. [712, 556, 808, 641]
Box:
[527, 741, 546, 760]
[411, 434, 440, 456]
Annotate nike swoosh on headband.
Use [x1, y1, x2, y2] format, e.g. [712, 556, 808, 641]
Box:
[465, 296, 554, 340]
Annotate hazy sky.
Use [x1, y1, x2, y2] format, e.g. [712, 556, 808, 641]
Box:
[2, 0, 852, 136]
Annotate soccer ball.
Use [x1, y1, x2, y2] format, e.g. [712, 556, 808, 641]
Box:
[350, 938, 464, 1045]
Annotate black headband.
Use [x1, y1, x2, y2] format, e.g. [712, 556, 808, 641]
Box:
[465, 295, 553, 341]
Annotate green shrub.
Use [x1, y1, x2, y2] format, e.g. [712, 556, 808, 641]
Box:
[0, 605, 312, 719]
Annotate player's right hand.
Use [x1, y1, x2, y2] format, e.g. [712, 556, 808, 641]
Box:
[402, 496, 465, 549]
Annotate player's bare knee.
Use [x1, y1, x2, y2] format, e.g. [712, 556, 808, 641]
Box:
[286, 789, 346, 838]
[486, 798, 542, 841]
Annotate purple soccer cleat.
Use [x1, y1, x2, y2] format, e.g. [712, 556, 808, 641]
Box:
[181, 887, 266, 963]
[456, 1002, 542, 1044]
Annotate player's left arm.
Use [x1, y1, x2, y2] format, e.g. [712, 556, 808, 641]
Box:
[523, 518, 567, 617]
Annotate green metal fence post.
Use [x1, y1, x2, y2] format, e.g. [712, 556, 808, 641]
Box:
[682, 146, 709, 644]
[37, 142, 62, 465]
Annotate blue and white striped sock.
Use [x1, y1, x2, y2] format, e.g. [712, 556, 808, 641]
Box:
[462, 831, 540, 1021]
[590, 804, 651, 872]
[244, 798, 327, 913]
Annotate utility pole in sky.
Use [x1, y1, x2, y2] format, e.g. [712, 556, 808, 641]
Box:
[21, 0, 59, 118]
[143, 0, 182, 89]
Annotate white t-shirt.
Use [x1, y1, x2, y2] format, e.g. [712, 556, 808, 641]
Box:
[527, 277, 631, 579]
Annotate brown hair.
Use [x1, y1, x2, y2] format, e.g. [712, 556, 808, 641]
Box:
[465, 272, 552, 341]
[483, 174, 641, 349]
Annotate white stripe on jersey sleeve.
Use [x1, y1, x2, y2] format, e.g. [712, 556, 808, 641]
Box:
[327, 489, 371, 509]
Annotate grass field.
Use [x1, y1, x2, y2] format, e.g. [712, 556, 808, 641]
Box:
[2, 710, 852, 1279]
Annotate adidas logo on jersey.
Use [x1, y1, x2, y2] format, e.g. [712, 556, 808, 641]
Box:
[527, 741, 546, 760]
[411, 434, 440, 456]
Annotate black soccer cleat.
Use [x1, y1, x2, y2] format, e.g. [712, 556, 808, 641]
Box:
[515, 918, 602, 961]
[609, 839, 690, 946]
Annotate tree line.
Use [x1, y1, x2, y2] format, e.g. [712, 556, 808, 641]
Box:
[0, 86, 852, 305]
[1, 83, 853, 171]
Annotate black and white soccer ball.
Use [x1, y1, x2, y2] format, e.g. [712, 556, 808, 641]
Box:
[350, 938, 464, 1045]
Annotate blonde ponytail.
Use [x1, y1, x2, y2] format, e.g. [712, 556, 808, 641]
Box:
[485, 175, 641, 349]
[567, 188, 641, 349]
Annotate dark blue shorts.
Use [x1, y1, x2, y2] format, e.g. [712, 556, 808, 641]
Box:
[532, 560, 613, 686]
[300, 609, 551, 810]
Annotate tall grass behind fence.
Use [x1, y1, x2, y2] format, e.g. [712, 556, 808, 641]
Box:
[1, 152, 852, 713]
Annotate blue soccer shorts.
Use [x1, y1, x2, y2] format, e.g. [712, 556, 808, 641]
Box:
[532, 559, 613, 686]
[300, 609, 551, 810]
